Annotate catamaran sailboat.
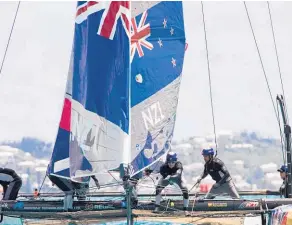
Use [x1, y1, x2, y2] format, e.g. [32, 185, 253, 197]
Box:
[1, 1, 292, 225]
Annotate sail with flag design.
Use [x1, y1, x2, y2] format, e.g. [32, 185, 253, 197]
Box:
[69, 1, 130, 180]
[47, 0, 185, 184]
[48, 1, 131, 183]
[47, 54, 74, 180]
[129, 1, 186, 177]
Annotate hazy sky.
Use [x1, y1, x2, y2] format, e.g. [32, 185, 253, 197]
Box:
[0, 1, 292, 143]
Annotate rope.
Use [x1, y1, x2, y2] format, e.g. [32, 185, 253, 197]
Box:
[267, 2, 289, 123]
[38, 174, 47, 193]
[243, 2, 279, 126]
[0, 1, 21, 77]
[201, 1, 218, 156]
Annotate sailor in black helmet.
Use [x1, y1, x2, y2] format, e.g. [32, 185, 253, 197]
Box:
[197, 148, 239, 199]
[154, 151, 189, 212]
[277, 165, 288, 198]
[0, 168, 22, 200]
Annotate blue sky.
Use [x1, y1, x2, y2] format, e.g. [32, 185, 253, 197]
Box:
[0, 1, 291, 143]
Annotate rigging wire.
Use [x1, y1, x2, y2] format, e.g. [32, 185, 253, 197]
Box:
[267, 2, 288, 165]
[200, 1, 218, 156]
[244, 2, 287, 166]
[267, 2, 289, 123]
[0, 1, 21, 77]
[243, 2, 278, 118]
[243, 3, 282, 131]
[38, 175, 47, 194]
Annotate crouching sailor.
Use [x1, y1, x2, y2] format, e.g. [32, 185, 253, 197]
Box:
[197, 148, 240, 199]
[0, 168, 22, 200]
[154, 152, 189, 212]
[278, 165, 288, 198]
[48, 174, 100, 211]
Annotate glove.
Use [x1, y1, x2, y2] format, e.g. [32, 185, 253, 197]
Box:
[213, 183, 220, 189]
[122, 175, 130, 181]
[94, 180, 100, 189]
[164, 175, 171, 181]
[144, 169, 152, 176]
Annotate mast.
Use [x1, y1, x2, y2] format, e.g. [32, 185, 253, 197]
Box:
[126, 177, 133, 225]
[276, 94, 292, 198]
[119, 164, 133, 225]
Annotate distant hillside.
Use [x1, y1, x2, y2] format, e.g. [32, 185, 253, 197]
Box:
[0, 137, 53, 159]
[0, 130, 286, 191]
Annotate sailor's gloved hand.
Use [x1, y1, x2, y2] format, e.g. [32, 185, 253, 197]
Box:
[122, 175, 130, 181]
[144, 169, 152, 176]
[164, 175, 174, 185]
[213, 183, 220, 189]
[164, 175, 171, 181]
[94, 180, 100, 189]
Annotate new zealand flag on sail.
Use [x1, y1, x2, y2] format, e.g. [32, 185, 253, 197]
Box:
[130, 2, 186, 177]
[49, 1, 131, 180]
[69, 1, 131, 178]
[48, 1, 186, 181]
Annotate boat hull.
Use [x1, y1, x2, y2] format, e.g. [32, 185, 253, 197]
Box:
[0, 198, 289, 216]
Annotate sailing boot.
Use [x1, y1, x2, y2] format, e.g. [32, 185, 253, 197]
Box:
[153, 206, 160, 213]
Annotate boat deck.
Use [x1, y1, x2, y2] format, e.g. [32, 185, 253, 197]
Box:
[11, 209, 263, 225]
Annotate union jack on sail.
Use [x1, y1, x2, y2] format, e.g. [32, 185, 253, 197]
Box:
[75, 1, 130, 40]
[131, 11, 154, 62]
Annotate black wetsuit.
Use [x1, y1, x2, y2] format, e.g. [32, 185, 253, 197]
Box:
[0, 168, 22, 200]
[201, 158, 231, 184]
[156, 161, 188, 199]
[280, 179, 289, 198]
[48, 175, 97, 200]
[200, 158, 239, 199]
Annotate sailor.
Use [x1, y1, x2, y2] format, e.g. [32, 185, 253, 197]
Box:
[48, 174, 100, 211]
[33, 188, 39, 198]
[0, 168, 22, 200]
[153, 151, 189, 212]
[277, 165, 288, 198]
[197, 148, 240, 199]
[122, 174, 139, 207]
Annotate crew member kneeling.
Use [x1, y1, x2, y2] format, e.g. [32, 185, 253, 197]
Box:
[154, 152, 189, 212]
[0, 168, 22, 200]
